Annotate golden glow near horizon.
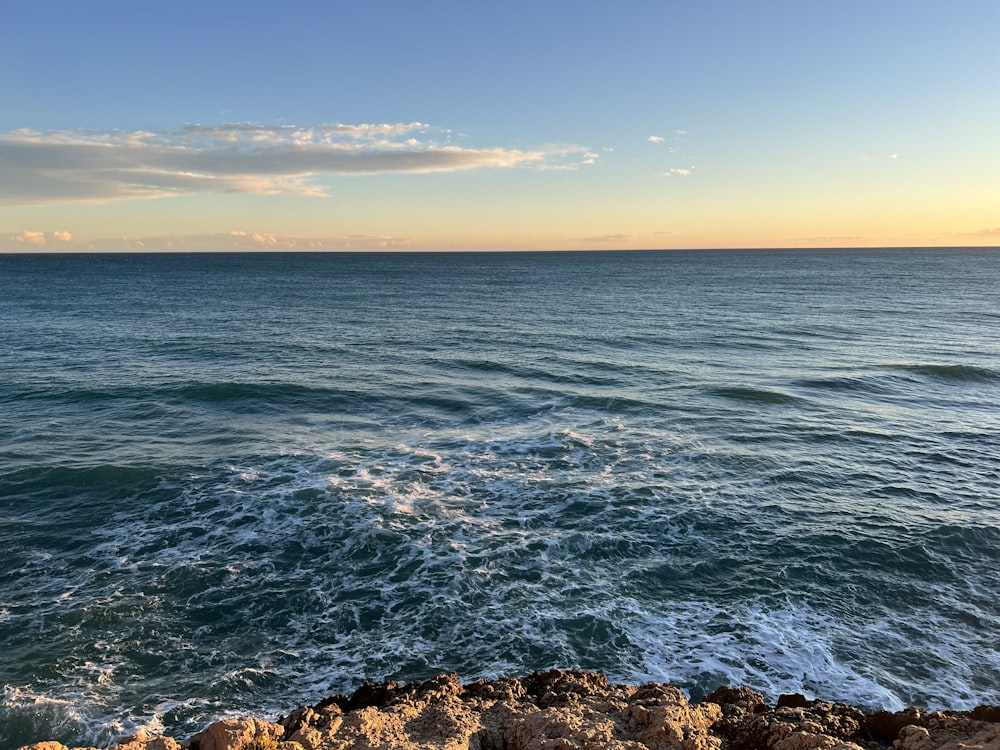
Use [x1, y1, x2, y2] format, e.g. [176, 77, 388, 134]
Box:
[2, 3, 998, 252]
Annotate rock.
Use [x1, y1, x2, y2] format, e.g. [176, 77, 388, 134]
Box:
[274, 670, 724, 750]
[704, 689, 867, 750]
[935, 723, 1000, 750]
[894, 712, 1000, 750]
[971, 708, 1000, 724]
[868, 710, 910, 743]
[112, 729, 182, 750]
[16, 673, 1000, 750]
[279, 704, 345, 750]
[897, 724, 935, 750]
[189, 717, 284, 750]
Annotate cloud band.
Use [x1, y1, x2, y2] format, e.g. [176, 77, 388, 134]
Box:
[0, 123, 587, 204]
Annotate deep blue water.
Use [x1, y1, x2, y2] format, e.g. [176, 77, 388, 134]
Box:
[1, 248, 998, 748]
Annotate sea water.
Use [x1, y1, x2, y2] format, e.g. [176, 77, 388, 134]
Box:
[1, 248, 998, 749]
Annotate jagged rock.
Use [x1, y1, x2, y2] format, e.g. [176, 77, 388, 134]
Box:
[971, 708, 1000, 724]
[868, 710, 911, 743]
[272, 670, 725, 750]
[933, 724, 1000, 750]
[189, 717, 284, 750]
[704, 688, 867, 750]
[16, 672, 1000, 750]
[112, 729, 181, 750]
[279, 704, 345, 750]
[894, 712, 1000, 750]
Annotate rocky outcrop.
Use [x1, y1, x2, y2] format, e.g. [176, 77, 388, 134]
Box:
[16, 671, 1000, 750]
[190, 719, 284, 750]
[270, 671, 722, 750]
[705, 687, 1000, 750]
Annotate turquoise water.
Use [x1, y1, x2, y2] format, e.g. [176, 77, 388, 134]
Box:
[1, 248, 998, 748]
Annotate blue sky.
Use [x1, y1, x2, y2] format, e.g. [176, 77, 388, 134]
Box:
[2, 1, 998, 251]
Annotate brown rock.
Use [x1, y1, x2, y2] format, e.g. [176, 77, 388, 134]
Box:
[16, 672, 1000, 750]
[971, 708, 1000, 724]
[770, 731, 864, 750]
[190, 717, 284, 750]
[275, 670, 726, 750]
[935, 723, 1000, 750]
[706, 691, 868, 750]
[112, 729, 182, 750]
[868, 710, 909, 743]
[894, 712, 999, 750]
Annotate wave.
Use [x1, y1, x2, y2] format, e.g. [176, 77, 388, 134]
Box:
[0, 684, 204, 750]
[793, 363, 998, 397]
[0, 687, 101, 750]
[169, 380, 363, 405]
[708, 386, 803, 405]
[445, 356, 626, 389]
[792, 375, 900, 395]
[0, 385, 126, 405]
[0, 463, 164, 500]
[881, 363, 1000, 383]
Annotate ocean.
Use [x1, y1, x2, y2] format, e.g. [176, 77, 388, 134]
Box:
[1, 248, 998, 749]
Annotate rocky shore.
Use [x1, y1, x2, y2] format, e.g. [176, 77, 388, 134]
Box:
[19, 670, 1000, 750]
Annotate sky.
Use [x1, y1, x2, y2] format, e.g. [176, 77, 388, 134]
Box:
[2, 0, 998, 252]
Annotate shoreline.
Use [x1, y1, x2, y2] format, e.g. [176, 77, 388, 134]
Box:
[18, 670, 1000, 750]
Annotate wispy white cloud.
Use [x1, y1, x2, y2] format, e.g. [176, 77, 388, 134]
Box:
[647, 135, 665, 144]
[5, 229, 73, 247]
[15, 230, 47, 246]
[0, 230, 416, 252]
[665, 167, 692, 176]
[0, 123, 588, 205]
[251, 232, 281, 247]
